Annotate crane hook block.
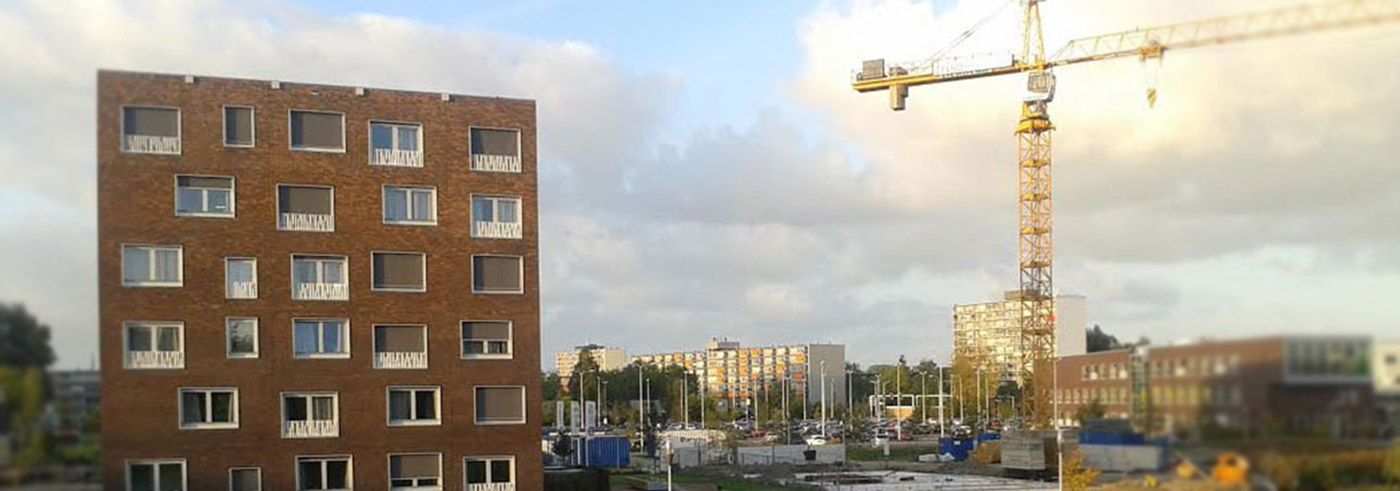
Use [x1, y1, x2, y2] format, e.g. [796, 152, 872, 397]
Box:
[890, 84, 908, 111]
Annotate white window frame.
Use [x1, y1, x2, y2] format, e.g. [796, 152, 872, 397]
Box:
[225, 257, 258, 300]
[470, 194, 522, 224]
[225, 317, 259, 359]
[289, 254, 349, 301]
[292, 318, 351, 359]
[119, 104, 182, 155]
[288, 109, 346, 153]
[223, 105, 256, 148]
[371, 251, 427, 293]
[386, 386, 442, 427]
[121, 244, 183, 287]
[126, 458, 187, 491]
[473, 385, 527, 425]
[460, 320, 513, 360]
[463, 456, 515, 486]
[276, 183, 336, 233]
[470, 254, 524, 295]
[122, 321, 184, 370]
[229, 467, 262, 491]
[367, 120, 424, 165]
[373, 324, 428, 370]
[295, 454, 353, 491]
[178, 387, 239, 430]
[173, 174, 236, 218]
[468, 125, 522, 158]
[387, 453, 442, 491]
[381, 185, 438, 226]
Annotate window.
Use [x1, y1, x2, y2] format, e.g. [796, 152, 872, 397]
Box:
[226, 318, 258, 358]
[283, 393, 339, 439]
[124, 322, 183, 370]
[291, 255, 348, 301]
[229, 468, 261, 491]
[387, 387, 440, 426]
[224, 106, 254, 147]
[127, 459, 186, 491]
[469, 127, 521, 172]
[175, 175, 234, 217]
[374, 325, 427, 369]
[389, 454, 440, 490]
[471, 255, 522, 294]
[179, 388, 238, 429]
[470, 195, 522, 239]
[372, 252, 426, 292]
[278, 185, 335, 232]
[464, 457, 514, 486]
[293, 319, 349, 358]
[226, 257, 257, 299]
[369, 121, 423, 167]
[122, 245, 182, 287]
[474, 386, 525, 425]
[382, 185, 436, 225]
[122, 106, 180, 154]
[296, 455, 352, 490]
[289, 110, 345, 152]
[461, 321, 511, 359]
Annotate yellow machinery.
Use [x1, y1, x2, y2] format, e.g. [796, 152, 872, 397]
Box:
[852, 0, 1400, 428]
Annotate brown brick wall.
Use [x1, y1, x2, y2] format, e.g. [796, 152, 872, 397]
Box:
[98, 70, 542, 490]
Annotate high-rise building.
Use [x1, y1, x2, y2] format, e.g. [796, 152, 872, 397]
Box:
[98, 70, 540, 490]
[554, 344, 628, 387]
[952, 291, 1087, 381]
[1054, 335, 1374, 438]
[633, 338, 846, 413]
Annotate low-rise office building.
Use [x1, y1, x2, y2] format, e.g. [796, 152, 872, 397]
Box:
[1055, 335, 1374, 439]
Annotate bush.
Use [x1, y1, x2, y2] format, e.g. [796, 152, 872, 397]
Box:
[1256, 449, 1387, 490]
[1061, 449, 1099, 491]
[1385, 439, 1400, 485]
[971, 441, 1000, 464]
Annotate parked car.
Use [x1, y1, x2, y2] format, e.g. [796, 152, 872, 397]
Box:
[805, 435, 829, 446]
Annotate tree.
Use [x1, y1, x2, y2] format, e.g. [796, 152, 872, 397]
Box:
[1075, 398, 1107, 427]
[1086, 324, 1124, 353]
[0, 303, 56, 369]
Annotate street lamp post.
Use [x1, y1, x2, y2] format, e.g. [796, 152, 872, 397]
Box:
[820, 360, 827, 438]
[602, 380, 609, 426]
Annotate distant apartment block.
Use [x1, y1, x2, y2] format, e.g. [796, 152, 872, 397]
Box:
[1374, 339, 1400, 435]
[1055, 335, 1374, 438]
[49, 369, 100, 434]
[98, 70, 541, 490]
[952, 291, 1087, 381]
[633, 338, 846, 412]
[555, 344, 628, 387]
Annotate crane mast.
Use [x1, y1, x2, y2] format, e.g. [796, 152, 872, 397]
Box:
[1016, 0, 1056, 428]
[851, 0, 1400, 430]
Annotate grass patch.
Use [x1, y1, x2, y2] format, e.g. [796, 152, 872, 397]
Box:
[611, 472, 805, 490]
[846, 444, 941, 462]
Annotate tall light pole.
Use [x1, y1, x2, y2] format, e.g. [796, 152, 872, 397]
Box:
[637, 364, 644, 434]
[920, 371, 927, 423]
[937, 367, 945, 438]
[700, 367, 707, 429]
[820, 360, 828, 438]
[602, 380, 609, 426]
[682, 376, 688, 427]
[846, 368, 853, 432]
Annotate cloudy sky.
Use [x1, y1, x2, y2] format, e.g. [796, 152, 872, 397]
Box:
[3, 0, 1399, 370]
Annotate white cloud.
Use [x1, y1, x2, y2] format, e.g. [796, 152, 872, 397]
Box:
[3, 0, 1399, 370]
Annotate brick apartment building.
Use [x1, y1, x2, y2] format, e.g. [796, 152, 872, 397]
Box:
[98, 70, 540, 490]
[1055, 336, 1374, 439]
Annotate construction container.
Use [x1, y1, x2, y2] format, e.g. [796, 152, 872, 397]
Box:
[584, 436, 631, 468]
[1000, 430, 1059, 479]
[977, 432, 1001, 442]
[939, 437, 976, 462]
[1079, 432, 1145, 445]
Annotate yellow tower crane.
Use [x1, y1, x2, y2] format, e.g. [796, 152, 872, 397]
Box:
[852, 0, 1400, 428]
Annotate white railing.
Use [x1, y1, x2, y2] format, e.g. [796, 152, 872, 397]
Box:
[375, 351, 428, 369]
[468, 483, 515, 491]
[472, 221, 522, 239]
[294, 282, 349, 301]
[122, 134, 180, 154]
[228, 281, 257, 299]
[126, 350, 184, 369]
[283, 419, 338, 438]
[470, 154, 522, 173]
[279, 213, 334, 232]
[371, 148, 423, 167]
